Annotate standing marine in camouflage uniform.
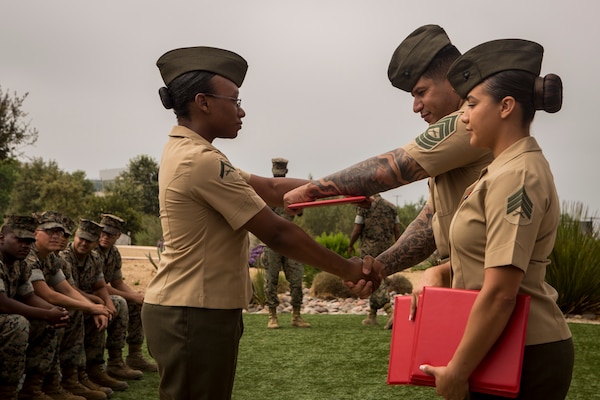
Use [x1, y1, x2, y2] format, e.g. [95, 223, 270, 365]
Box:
[0, 215, 69, 400]
[60, 220, 141, 394]
[347, 194, 400, 328]
[27, 212, 109, 400]
[97, 214, 157, 373]
[262, 158, 311, 329]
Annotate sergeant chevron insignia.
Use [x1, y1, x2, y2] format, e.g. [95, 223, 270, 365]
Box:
[505, 186, 533, 224]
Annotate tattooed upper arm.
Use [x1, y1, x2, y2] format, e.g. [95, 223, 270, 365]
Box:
[312, 147, 430, 197]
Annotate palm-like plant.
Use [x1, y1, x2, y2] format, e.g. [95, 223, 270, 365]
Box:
[548, 201, 600, 314]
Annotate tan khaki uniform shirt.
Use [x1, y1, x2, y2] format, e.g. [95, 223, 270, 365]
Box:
[144, 126, 266, 309]
[403, 104, 493, 258]
[449, 137, 571, 345]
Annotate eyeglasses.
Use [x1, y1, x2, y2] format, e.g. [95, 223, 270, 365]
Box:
[40, 228, 65, 237]
[203, 93, 242, 108]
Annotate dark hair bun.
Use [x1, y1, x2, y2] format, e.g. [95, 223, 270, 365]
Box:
[158, 87, 174, 109]
[535, 74, 562, 113]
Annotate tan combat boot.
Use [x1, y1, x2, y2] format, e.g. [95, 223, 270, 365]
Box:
[267, 307, 279, 329]
[78, 369, 113, 398]
[0, 384, 19, 400]
[125, 344, 157, 373]
[41, 372, 85, 400]
[86, 365, 128, 392]
[106, 350, 142, 381]
[291, 307, 311, 328]
[17, 373, 53, 400]
[61, 367, 106, 400]
[361, 309, 378, 326]
[383, 303, 394, 330]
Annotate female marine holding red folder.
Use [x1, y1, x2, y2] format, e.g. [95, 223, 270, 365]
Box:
[415, 40, 574, 399]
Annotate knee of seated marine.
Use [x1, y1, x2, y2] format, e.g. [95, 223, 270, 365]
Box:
[3, 314, 30, 341]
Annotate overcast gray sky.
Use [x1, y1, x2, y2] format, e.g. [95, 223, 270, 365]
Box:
[2, 0, 598, 210]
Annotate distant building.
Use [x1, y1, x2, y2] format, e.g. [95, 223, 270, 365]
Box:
[100, 168, 125, 181]
[92, 167, 126, 194]
[116, 232, 132, 245]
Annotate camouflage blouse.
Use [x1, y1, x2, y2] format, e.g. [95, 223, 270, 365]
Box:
[59, 242, 105, 293]
[26, 244, 68, 288]
[0, 253, 34, 298]
[96, 245, 123, 283]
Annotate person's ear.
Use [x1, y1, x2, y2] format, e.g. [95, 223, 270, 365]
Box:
[499, 96, 516, 119]
[194, 93, 210, 111]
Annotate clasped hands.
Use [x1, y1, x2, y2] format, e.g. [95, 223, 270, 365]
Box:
[342, 255, 385, 298]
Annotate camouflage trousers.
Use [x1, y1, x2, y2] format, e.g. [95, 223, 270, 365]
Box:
[262, 248, 304, 308]
[369, 280, 390, 310]
[27, 319, 59, 376]
[46, 310, 86, 381]
[100, 299, 144, 347]
[125, 301, 144, 346]
[85, 295, 128, 366]
[61, 310, 85, 368]
[0, 314, 29, 385]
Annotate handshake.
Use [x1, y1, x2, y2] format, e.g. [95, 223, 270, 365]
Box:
[341, 255, 384, 298]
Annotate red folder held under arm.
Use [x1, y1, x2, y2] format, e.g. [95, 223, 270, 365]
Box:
[387, 287, 530, 398]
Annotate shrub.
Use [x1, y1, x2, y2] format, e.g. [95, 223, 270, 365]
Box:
[548, 201, 600, 314]
[315, 232, 352, 258]
[249, 267, 266, 306]
[310, 271, 413, 300]
[248, 245, 290, 305]
[386, 273, 413, 295]
[302, 232, 352, 288]
[248, 244, 264, 267]
[145, 242, 163, 270]
[310, 271, 352, 299]
[133, 214, 163, 246]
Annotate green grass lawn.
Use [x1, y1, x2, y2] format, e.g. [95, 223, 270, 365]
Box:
[115, 315, 599, 399]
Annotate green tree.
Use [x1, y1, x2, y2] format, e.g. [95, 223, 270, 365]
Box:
[133, 214, 163, 246]
[296, 196, 426, 239]
[0, 158, 20, 215]
[8, 158, 95, 218]
[0, 87, 38, 160]
[81, 194, 143, 240]
[107, 155, 159, 216]
[295, 203, 357, 237]
[397, 196, 427, 232]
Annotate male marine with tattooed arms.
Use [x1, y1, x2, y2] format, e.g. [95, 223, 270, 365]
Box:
[284, 25, 493, 292]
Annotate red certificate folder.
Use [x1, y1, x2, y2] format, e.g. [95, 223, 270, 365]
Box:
[288, 196, 367, 210]
[387, 287, 530, 398]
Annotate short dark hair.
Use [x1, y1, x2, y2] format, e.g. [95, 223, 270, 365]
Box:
[422, 44, 461, 82]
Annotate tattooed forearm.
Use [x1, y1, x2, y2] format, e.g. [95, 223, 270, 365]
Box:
[307, 147, 430, 198]
[376, 203, 437, 276]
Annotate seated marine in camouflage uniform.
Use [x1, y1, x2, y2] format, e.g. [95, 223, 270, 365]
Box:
[0, 215, 69, 400]
[97, 214, 157, 372]
[27, 211, 110, 400]
[59, 220, 141, 393]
